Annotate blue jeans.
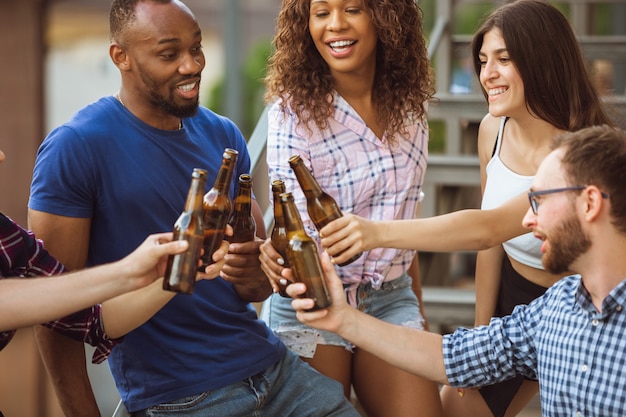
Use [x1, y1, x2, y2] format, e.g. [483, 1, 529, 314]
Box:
[261, 273, 424, 358]
[132, 350, 359, 417]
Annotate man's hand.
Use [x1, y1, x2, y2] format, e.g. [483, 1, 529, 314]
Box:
[221, 239, 272, 302]
[287, 251, 351, 334]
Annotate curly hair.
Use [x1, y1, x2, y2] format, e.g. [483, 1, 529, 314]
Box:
[264, 0, 435, 140]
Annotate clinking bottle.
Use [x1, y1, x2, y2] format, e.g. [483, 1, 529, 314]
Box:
[228, 174, 256, 243]
[288, 154, 362, 266]
[163, 168, 207, 294]
[199, 148, 238, 269]
[280, 192, 332, 311]
[270, 179, 290, 297]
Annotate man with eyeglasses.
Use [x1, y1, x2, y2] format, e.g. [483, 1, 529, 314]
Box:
[288, 124, 626, 416]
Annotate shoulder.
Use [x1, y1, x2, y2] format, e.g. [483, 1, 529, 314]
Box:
[477, 114, 502, 164]
[41, 97, 120, 148]
[193, 107, 244, 138]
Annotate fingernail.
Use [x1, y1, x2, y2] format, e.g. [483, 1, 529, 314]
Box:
[277, 257, 285, 266]
[279, 278, 288, 286]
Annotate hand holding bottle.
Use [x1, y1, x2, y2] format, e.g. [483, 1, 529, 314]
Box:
[318, 213, 378, 265]
[221, 237, 271, 302]
[285, 250, 348, 331]
[259, 238, 293, 296]
[289, 155, 362, 266]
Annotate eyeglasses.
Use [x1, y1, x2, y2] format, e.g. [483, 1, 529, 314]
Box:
[527, 186, 610, 214]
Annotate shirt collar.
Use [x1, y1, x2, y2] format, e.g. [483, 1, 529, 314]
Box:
[575, 275, 626, 317]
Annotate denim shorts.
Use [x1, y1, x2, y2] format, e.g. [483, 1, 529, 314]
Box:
[260, 274, 425, 358]
[132, 350, 359, 417]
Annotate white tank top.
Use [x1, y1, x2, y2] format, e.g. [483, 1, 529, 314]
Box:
[481, 117, 544, 269]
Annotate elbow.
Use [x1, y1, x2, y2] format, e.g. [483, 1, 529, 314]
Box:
[472, 234, 503, 251]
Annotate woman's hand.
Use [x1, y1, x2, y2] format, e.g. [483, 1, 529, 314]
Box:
[259, 238, 293, 295]
[319, 213, 376, 264]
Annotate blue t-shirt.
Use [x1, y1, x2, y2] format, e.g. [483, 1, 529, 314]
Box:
[29, 96, 285, 412]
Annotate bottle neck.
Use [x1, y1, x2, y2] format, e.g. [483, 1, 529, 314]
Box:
[281, 196, 305, 233]
[233, 182, 252, 214]
[290, 159, 323, 198]
[213, 159, 235, 194]
[187, 175, 207, 212]
[272, 188, 286, 227]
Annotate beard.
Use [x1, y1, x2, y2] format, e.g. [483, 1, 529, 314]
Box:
[542, 213, 591, 275]
[137, 62, 200, 118]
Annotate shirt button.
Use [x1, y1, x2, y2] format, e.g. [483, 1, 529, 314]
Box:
[617, 305, 623, 311]
[581, 364, 588, 372]
[576, 412, 582, 417]
[592, 319, 599, 326]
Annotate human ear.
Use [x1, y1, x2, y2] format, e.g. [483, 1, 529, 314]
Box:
[110, 43, 130, 71]
[582, 185, 605, 222]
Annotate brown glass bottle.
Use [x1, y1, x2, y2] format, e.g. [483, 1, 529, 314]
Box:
[228, 174, 256, 243]
[280, 192, 332, 311]
[163, 168, 207, 294]
[199, 148, 238, 269]
[288, 154, 362, 266]
[270, 179, 290, 297]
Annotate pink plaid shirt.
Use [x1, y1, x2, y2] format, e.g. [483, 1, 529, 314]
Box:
[0, 213, 116, 363]
[267, 93, 428, 305]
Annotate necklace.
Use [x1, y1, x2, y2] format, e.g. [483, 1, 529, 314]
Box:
[114, 92, 183, 130]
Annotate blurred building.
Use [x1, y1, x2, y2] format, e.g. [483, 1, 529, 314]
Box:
[0, 1, 280, 415]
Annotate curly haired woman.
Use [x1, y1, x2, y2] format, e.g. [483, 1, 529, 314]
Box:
[259, 1, 442, 416]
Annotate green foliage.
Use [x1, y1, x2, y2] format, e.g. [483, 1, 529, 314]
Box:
[206, 40, 272, 140]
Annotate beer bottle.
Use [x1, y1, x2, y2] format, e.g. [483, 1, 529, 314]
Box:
[163, 168, 207, 294]
[280, 192, 332, 311]
[288, 154, 362, 266]
[270, 179, 290, 297]
[228, 174, 256, 243]
[199, 148, 238, 269]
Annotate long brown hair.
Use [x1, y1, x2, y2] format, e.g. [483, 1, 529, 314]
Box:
[471, 0, 613, 131]
[264, 0, 435, 139]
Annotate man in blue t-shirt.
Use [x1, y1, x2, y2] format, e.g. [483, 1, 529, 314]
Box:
[28, 1, 357, 415]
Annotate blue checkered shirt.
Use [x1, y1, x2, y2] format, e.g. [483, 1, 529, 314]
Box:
[444, 274, 626, 416]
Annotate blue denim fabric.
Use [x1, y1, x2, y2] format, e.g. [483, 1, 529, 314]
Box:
[132, 350, 358, 417]
[261, 274, 424, 357]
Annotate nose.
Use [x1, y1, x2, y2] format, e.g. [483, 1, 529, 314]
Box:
[480, 60, 498, 84]
[327, 11, 348, 32]
[180, 51, 205, 75]
[521, 207, 536, 230]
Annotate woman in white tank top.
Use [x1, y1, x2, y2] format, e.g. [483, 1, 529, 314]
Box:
[316, 2, 616, 416]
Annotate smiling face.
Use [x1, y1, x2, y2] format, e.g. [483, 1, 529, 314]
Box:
[308, 0, 377, 78]
[478, 28, 526, 119]
[522, 149, 591, 274]
[120, 1, 205, 120]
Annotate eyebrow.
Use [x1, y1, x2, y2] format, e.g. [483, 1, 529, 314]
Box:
[157, 30, 202, 45]
[479, 48, 508, 56]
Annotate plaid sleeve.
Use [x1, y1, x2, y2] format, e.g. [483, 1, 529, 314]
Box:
[0, 213, 66, 278]
[0, 214, 120, 361]
[42, 305, 121, 364]
[443, 302, 539, 388]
